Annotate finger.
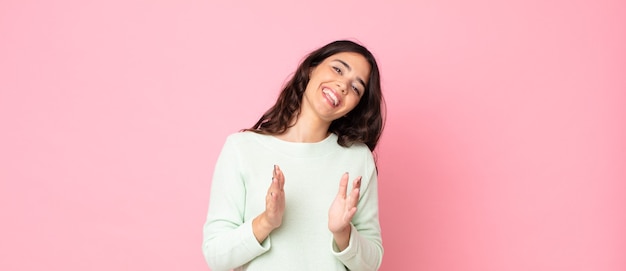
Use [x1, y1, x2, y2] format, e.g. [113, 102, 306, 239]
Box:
[353, 176, 362, 190]
[345, 176, 361, 206]
[347, 187, 360, 209]
[276, 165, 285, 191]
[268, 174, 277, 193]
[336, 173, 349, 198]
[270, 165, 280, 191]
[273, 164, 277, 180]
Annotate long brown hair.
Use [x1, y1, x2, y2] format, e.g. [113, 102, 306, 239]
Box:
[246, 40, 385, 151]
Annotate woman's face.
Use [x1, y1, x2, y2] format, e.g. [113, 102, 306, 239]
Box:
[301, 52, 371, 124]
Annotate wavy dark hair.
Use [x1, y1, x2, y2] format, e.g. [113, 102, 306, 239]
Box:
[245, 40, 385, 151]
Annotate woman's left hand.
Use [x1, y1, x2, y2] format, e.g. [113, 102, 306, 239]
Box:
[328, 173, 361, 237]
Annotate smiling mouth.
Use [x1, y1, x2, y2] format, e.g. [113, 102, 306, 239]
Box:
[322, 88, 339, 106]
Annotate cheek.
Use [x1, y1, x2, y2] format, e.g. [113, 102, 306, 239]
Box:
[345, 96, 362, 110]
[303, 79, 317, 94]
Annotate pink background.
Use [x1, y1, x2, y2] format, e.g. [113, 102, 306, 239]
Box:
[1, 0, 625, 270]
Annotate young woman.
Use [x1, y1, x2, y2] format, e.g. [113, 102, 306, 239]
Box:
[202, 40, 385, 271]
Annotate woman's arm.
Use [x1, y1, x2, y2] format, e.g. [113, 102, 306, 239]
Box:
[331, 151, 384, 271]
[202, 136, 272, 271]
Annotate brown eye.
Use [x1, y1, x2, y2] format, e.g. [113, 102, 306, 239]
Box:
[333, 66, 342, 75]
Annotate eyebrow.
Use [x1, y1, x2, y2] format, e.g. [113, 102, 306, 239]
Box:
[333, 59, 367, 89]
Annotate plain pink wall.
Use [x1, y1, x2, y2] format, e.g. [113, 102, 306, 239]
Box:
[1, 0, 624, 270]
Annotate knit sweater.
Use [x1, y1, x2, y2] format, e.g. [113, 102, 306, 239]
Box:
[202, 131, 383, 271]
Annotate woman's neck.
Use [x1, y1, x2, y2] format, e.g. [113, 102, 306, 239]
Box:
[276, 115, 331, 143]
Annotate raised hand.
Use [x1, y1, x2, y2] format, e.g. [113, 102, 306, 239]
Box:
[252, 165, 285, 243]
[328, 173, 361, 250]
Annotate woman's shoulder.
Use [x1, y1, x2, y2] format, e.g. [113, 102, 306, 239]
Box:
[340, 141, 375, 162]
[223, 130, 267, 144]
[343, 140, 371, 152]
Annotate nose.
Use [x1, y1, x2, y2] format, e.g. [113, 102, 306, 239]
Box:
[336, 81, 348, 95]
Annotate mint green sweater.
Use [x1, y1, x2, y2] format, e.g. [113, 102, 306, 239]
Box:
[202, 132, 383, 271]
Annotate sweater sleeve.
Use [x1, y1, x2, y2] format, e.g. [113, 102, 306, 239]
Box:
[202, 136, 270, 271]
[332, 151, 384, 270]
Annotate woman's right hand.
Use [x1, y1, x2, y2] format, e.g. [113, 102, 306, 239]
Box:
[252, 165, 285, 243]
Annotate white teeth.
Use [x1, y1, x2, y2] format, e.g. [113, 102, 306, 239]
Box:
[323, 88, 338, 106]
